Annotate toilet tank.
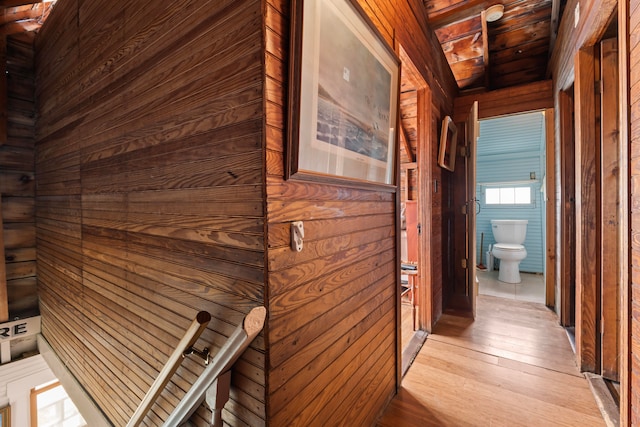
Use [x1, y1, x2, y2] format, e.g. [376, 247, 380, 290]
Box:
[491, 219, 528, 244]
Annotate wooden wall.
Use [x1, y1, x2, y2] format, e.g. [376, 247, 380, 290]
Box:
[264, 0, 455, 425]
[3, 32, 37, 320]
[35, 1, 266, 425]
[629, 0, 640, 423]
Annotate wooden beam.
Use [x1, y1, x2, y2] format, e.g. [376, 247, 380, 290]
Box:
[481, 10, 489, 89]
[559, 89, 575, 327]
[0, 20, 41, 35]
[400, 123, 415, 163]
[599, 37, 619, 381]
[548, 0, 561, 55]
[426, 0, 488, 29]
[454, 80, 553, 122]
[0, 3, 47, 25]
[545, 107, 556, 308]
[574, 46, 599, 373]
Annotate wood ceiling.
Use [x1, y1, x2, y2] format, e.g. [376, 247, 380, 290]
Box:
[424, 0, 564, 92]
[0, 0, 54, 35]
[2, 0, 562, 93]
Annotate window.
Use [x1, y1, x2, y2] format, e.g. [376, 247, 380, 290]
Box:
[485, 187, 531, 205]
[30, 381, 86, 427]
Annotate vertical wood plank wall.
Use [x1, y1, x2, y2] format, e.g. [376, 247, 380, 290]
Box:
[629, 0, 640, 422]
[35, 1, 266, 426]
[3, 32, 37, 319]
[264, 0, 455, 425]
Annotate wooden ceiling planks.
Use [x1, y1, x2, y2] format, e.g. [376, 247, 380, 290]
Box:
[0, 2, 53, 35]
[425, 0, 555, 91]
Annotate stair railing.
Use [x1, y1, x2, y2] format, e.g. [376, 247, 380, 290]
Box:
[127, 311, 212, 427]
[162, 306, 266, 427]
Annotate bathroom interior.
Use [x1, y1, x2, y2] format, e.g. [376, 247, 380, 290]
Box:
[476, 111, 547, 304]
[398, 110, 547, 358]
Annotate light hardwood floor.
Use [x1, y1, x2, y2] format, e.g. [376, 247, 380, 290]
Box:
[378, 295, 606, 426]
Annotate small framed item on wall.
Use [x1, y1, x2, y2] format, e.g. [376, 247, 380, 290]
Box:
[287, 0, 400, 188]
[0, 405, 10, 427]
[438, 115, 458, 172]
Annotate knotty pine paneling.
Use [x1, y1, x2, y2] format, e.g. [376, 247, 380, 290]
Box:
[630, 0, 640, 422]
[4, 32, 37, 319]
[265, 0, 455, 425]
[35, 0, 265, 425]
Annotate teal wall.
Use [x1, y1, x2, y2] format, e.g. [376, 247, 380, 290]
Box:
[476, 112, 546, 273]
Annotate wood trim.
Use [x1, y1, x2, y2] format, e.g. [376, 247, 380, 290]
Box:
[30, 380, 63, 427]
[574, 46, 599, 373]
[599, 37, 619, 381]
[454, 80, 553, 122]
[617, 1, 630, 423]
[417, 86, 432, 332]
[559, 89, 575, 327]
[545, 108, 556, 307]
[426, 0, 487, 29]
[549, 0, 617, 90]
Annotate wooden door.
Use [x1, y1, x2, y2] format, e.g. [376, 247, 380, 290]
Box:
[600, 37, 620, 382]
[466, 102, 479, 318]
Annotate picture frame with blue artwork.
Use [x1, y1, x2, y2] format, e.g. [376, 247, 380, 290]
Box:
[287, 0, 400, 188]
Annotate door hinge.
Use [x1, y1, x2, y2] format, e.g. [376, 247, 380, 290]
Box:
[461, 204, 467, 215]
[595, 80, 602, 94]
[461, 259, 468, 269]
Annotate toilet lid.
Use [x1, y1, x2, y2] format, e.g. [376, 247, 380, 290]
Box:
[493, 243, 524, 251]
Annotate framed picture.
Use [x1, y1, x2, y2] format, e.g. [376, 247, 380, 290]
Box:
[0, 405, 9, 427]
[287, 0, 400, 187]
[438, 115, 458, 172]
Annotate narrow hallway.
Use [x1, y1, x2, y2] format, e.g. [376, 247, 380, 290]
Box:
[378, 295, 606, 426]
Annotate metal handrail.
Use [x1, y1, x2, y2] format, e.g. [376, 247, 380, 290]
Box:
[127, 311, 211, 427]
[162, 306, 266, 427]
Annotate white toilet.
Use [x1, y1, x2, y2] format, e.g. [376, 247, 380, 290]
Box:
[491, 220, 528, 283]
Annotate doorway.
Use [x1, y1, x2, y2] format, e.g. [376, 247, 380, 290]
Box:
[397, 47, 432, 374]
[474, 111, 549, 306]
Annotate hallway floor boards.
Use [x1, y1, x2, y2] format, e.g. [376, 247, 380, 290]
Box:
[377, 295, 606, 426]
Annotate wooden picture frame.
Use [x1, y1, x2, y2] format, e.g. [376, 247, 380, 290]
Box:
[438, 115, 458, 172]
[287, 0, 400, 187]
[0, 405, 9, 427]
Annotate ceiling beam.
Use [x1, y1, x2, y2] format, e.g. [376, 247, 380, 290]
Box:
[0, 3, 46, 25]
[481, 10, 490, 89]
[426, 0, 489, 29]
[399, 122, 415, 163]
[0, 19, 40, 35]
[548, 0, 561, 56]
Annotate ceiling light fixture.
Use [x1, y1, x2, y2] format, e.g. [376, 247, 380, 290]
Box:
[485, 4, 504, 22]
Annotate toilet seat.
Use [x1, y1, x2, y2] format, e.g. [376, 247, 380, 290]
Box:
[493, 243, 524, 251]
